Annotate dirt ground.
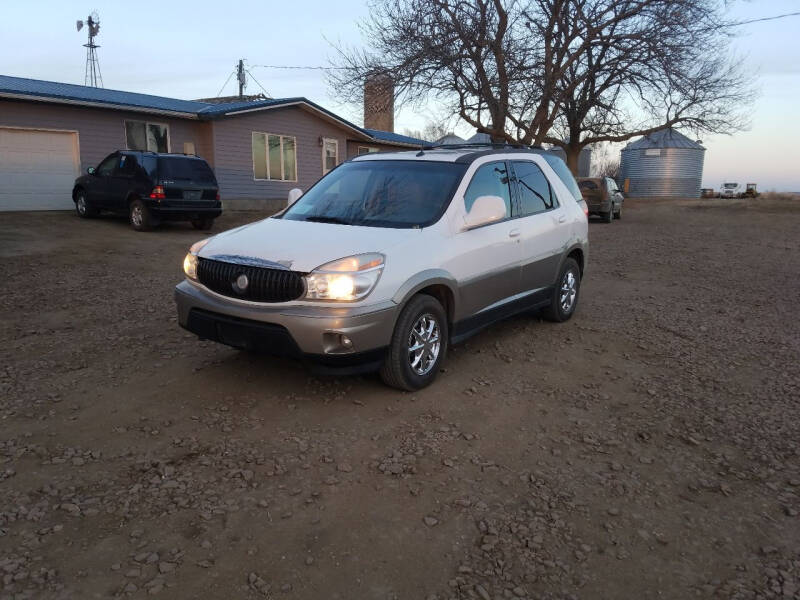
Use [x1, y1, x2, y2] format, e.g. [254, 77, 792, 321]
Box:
[0, 197, 798, 600]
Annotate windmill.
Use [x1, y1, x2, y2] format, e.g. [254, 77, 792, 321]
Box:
[76, 11, 103, 88]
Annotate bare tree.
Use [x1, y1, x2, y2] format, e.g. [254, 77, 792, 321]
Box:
[544, 1, 754, 172]
[330, 0, 754, 172]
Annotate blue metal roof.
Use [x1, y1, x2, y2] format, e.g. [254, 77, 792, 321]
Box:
[0, 74, 209, 115]
[0, 74, 425, 146]
[363, 128, 427, 146]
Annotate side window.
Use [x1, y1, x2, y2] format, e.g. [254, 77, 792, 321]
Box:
[96, 154, 117, 176]
[513, 160, 556, 216]
[116, 154, 138, 177]
[141, 155, 158, 180]
[464, 161, 512, 218]
[607, 178, 618, 192]
[540, 153, 582, 202]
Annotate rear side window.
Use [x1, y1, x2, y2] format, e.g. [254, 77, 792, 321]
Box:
[512, 160, 556, 216]
[158, 157, 216, 184]
[141, 155, 158, 180]
[579, 180, 598, 191]
[541, 153, 582, 202]
[464, 161, 512, 218]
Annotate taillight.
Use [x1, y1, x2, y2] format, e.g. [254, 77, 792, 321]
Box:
[215, 191, 220, 201]
[580, 200, 588, 216]
[149, 185, 165, 200]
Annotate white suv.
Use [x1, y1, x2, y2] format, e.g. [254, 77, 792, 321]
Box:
[175, 146, 588, 390]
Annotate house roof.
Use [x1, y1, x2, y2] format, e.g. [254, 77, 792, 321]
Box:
[0, 74, 428, 147]
[623, 128, 705, 150]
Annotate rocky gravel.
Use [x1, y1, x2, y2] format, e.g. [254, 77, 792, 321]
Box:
[0, 197, 798, 599]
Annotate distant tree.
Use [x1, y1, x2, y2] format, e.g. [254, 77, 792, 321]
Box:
[402, 120, 452, 142]
[330, 0, 754, 173]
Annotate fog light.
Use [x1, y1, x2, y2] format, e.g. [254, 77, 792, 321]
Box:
[322, 332, 356, 354]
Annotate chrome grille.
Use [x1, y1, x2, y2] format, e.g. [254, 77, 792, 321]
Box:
[197, 258, 305, 303]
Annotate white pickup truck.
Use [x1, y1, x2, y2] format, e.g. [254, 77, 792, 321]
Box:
[719, 182, 740, 198]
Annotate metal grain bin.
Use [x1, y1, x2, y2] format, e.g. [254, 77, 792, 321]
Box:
[619, 129, 705, 198]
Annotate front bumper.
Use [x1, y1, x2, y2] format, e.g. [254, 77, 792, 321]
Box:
[174, 280, 398, 372]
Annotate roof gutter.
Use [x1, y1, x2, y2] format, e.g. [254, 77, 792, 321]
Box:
[0, 92, 200, 119]
[209, 100, 371, 140]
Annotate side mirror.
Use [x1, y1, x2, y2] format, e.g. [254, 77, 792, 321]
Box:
[87, 166, 96, 175]
[463, 195, 507, 230]
[287, 188, 303, 206]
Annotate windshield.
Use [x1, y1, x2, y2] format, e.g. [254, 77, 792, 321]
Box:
[282, 160, 468, 228]
[723, 183, 738, 188]
[158, 157, 216, 184]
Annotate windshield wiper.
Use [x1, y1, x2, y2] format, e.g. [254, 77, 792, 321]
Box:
[304, 216, 352, 225]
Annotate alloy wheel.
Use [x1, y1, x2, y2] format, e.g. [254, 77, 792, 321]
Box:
[407, 313, 441, 376]
[560, 270, 577, 313]
[131, 205, 143, 227]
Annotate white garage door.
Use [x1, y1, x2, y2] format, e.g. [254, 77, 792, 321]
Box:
[0, 127, 80, 211]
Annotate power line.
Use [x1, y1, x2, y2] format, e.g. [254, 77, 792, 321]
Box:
[216, 69, 236, 97]
[244, 69, 272, 98]
[730, 11, 800, 27]
[250, 64, 346, 71]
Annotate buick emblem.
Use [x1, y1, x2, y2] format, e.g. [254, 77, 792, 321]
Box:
[232, 273, 249, 294]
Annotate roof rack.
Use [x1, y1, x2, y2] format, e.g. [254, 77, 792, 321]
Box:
[419, 142, 543, 151]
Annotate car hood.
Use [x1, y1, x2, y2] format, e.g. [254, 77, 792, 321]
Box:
[197, 217, 420, 272]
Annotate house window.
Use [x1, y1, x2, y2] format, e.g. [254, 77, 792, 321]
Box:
[252, 132, 297, 181]
[125, 120, 169, 153]
[322, 138, 338, 175]
[358, 146, 379, 155]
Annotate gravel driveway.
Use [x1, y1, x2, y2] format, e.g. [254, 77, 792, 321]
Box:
[1, 198, 798, 599]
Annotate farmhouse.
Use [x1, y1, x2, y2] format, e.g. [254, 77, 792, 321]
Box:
[0, 74, 425, 211]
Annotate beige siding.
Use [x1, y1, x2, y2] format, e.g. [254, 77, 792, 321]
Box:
[0, 99, 210, 173]
[210, 106, 369, 204]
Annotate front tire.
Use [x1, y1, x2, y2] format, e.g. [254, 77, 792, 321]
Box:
[75, 190, 97, 218]
[543, 258, 581, 322]
[380, 294, 448, 391]
[614, 203, 622, 220]
[602, 207, 614, 223]
[129, 199, 154, 231]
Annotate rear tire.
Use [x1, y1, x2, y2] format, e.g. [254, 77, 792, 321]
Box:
[129, 199, 154, 231]
[74, 190, 97, 218]
[380, 294, 448, 391]
[542, 258, 581, 322]
[191, 218, 214, 231]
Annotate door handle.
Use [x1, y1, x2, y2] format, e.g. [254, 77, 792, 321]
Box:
[509, 229, 520, 238]
[557, 214, 567, 223]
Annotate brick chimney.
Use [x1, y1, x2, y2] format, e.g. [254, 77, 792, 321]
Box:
[363, 71, 394, 133]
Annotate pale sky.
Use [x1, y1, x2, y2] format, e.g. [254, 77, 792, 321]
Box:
[1, 0, 797, 191]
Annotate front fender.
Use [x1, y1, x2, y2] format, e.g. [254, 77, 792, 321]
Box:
[392, 269, 460, 321]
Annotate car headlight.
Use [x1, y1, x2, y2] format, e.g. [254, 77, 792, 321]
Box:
[304, 253, 384, 301]
[183, 238, 210, 281]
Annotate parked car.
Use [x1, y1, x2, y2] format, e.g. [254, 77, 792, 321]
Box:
[577, 177, 623, 222]
[72, 151, 222, 231]
[175, 146, 588, 390]
[719, 182, 740, 198]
